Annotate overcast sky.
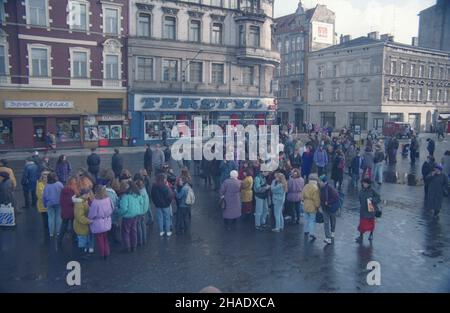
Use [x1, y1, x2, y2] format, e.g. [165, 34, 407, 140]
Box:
[274, 0, 436, 44]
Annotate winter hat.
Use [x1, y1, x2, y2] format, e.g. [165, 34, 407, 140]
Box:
[308, 173, 319, 182]
[319, 174, 328, 183]
[230, 170, 238, 179]
[435, 164, 443, 171]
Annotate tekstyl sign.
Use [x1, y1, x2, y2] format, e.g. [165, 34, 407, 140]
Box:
[5, 101, 74, 109]
[134, 95, 276, 112]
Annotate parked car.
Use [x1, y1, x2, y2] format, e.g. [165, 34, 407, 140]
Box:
[382, 122, 412, 139]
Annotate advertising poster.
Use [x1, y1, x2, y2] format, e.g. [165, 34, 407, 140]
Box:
[312, 21, 334, 45]
[98, 125, 110, 139]
[110, 125, 122, 139]
[84, 126, 98, 141]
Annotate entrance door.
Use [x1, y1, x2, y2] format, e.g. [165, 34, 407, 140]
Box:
[408, 114, 420, 133]
[295, 109, 304, 132]
[373, 118, 384, 132]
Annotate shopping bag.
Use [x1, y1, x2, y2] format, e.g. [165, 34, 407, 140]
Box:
[315, 211, 324, 224]
[0, 203, 16, 227]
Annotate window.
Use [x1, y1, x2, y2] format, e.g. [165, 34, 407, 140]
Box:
[68, 1, 88, 31]
[417, 88, 423, 101]
[210, 0, 222, 6]
[427, 89, 432, 101]
[212, 23, 223, 44]
[163, 59, 178, 81]
[30, 47, 49, 77]
[410, 64, 416, 77]
[333, 87, 340, 101]
[439, 67, 444, 80]
[390, 61, 396, 75]
[284, 39, 289, 53]
[212, 63, 224, 84]
[242, 66, 254, 85]
[56, 118, 81, 143]
[0, 45, 5, 75]
[332, 64, 338, 77]
[72, 50, 88, 78]
[437, 89, 443, 102]
[105, 55, 119, 80]
[349, 112, 368, 130]
[164, 16, 176, 40]
[409, 87, 414, 101]
[389, 86, 395, 100]
[189, 20, 201, 42]
[400, 63, 406, 76]
[445, 90, 448, 102]
[419, 65, 424, 78]
[428, 66, 434, 79]
[28, 0, 47, 26]
[320, 112, 335, 128]
[345, 86, 353, 101]
[104, 8, 119, 35]
[361, 86, 368, 100]
[239, 25, 245, 46]
[137, 57, 153, 81]
[318, 65, 324, 78]
[249, 26, 260, 47]
[0, 118, 12, 145]
[241, 0, 260, 11]
[318, 88, 324, 101]
[138, 13, 151, 37]
[189, 61, 202, 83]
[399, 87, 405, 101]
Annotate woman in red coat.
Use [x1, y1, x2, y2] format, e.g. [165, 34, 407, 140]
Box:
[58, 176, 79, 245]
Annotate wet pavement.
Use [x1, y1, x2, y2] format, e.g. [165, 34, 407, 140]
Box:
[1, 134, 450, 292]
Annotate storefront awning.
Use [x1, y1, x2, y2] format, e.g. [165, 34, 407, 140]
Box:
[439, 114, 450, 120]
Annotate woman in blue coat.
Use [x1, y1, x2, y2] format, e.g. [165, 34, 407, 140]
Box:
[301, 146, 314, 180]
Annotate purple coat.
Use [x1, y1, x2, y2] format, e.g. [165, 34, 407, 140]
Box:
[220, 178, 242, 219]
[286, 177, 305, 202]
[88, 198, 113, 234]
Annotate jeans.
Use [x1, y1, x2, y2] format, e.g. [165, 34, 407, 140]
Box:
[157, 206, 172, 233]
[352, 174, 360, 188]
[77, 234, 94, 250]
[47, 204, 62, 237]
[273, 200, 285, 230]
[304, 212, 316, 235]
[374, 162, 383, 184]
[58, 218, 73, 243]
[23, 188, 37, 208]
[146, 207, 153, 225]
[254, 197, 269, 227]
[286, 201, 302, 221]
[137, 215, 147, 245]
[323, 209, 336, 239]
[121, 217, 138, 249]
[41, 212, 49, 231]
[176, 205, 190, 234]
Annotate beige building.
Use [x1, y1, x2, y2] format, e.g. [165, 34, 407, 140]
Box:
[307, 33, 450, 132]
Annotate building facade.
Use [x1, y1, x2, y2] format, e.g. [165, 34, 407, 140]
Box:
[418, 0, 450, 52]
[274, 1, 335, 128]
[127, 0, 280, 144]
[307, 33, 450, 132]
[0, 0, 128, 151]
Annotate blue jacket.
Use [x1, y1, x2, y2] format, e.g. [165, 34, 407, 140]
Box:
[43, 182, 64, 208]
[176, 184, 190, 208]
[271, 181, 286, 205]
[314, 149, 328, 168]
[21, 162, 39, 191]
[301, 151, 314, 176]
[351, 156, 363, 176]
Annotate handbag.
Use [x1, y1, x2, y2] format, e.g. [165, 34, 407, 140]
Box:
[0, 203, 16, 227]
[315, 211, 324, 224]
[219, 197, 226, 210]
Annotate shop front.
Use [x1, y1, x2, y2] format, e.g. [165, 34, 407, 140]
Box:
[131, 94, 277, 145]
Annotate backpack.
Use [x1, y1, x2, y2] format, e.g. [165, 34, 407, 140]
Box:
[185, 186, 195, 205]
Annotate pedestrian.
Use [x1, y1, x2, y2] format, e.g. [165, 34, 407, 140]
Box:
[313, 145, 328, 177]
[290, 149, 302, 170]
[441, 151, 450, 178]
[422, 156, 436, 198]
[211, 157, 221, 191]
[117, 180, 142, 252]
[162, 127, 168, 147]
[220, 170, 242, 230]
[143, 144, 153, 177]
[253, 170, 270, 230]
[0, 172, 15, 215]
[102, 169, 120, 244]
[361, 146, 374, 181]
[220, 159, 237, 185]
[58, 176, 78, 245]
[87, 148, 101, 180]
[55, 155, 72, 186]
[286, 168, 304, 224]
[43, 172, 64, 238]
[271, 172, 287, 232]
[410, 135, 419, 165]
[426, 138, 435, 157]
[319, 175, 340, 245]
[21, 158, 39, 209]
[0, 159, 17, 190]
[240, 168, 254, 218]
[331, 149, 345, 191]
[373, 145, 385, 186]
[36, 171, 50, 232]
[45, 132, 56, 153]
[356, 178, 381, 243]
[302, 174, 321, 241]
[151, 173, 174, 237]
[345, 144, 357, 176]
[175, 176, 192, 234]
[138, 168, 153, 225]
[88, 185, 113, 259]
[73, 189, 94, 255]
[200, 157, 212, 188]
[437, 125, 445, 140]
[301, 145, 314, 180]
[425, 164, 449, 219]
[152, 144, 165, 174]
[134, 174, 150, 245]
[351, 149, 363, 188]
[111, 149, 124, 178]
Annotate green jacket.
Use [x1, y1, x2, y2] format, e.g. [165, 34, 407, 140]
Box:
[139, 188, 150, 215]
[118, 193, 143, 218]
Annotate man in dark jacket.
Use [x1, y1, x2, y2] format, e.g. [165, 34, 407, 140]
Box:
[290, 149, 302, 169]
[144, 144, 153, 176]
[426, 138, 435, 157]
[425, 164, 449, 219]
[319, 175, 340, 244]
[21, 158, 39, 209]
[86, 148, 101, 180]
[111, 149, 123, 178]
[151, 173, 174, 236]
[422, 155, 436, 198]
[410, 135, 419, 165]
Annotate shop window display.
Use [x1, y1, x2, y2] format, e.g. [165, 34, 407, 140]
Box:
[56, 118, 81, 142]
[0, 119, 12, 145]
[84, 126, 99, 141]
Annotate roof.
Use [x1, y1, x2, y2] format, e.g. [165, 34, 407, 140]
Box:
[274, 7, 316, 34]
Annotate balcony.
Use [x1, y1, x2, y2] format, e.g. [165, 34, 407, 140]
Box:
[292, 96, 304, 104]
[234, 7, 266, 22]
[236, 47, 280, 65]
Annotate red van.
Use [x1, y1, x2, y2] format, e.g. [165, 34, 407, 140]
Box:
[382, 122, 412, 139]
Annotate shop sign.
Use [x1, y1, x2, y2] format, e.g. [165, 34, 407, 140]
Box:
[134, 95, 275, 112]
[5, 101, 74, 109]
[100, 115, 124, 121]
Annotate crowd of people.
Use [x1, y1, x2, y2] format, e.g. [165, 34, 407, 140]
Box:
[0, 125, 449, 260]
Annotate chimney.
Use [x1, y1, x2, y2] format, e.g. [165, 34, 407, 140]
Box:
[367, 31, 380, 40]
[380, 33, 394, 42]
[412, 37, 419, 46]
[340, 35, 352, 44]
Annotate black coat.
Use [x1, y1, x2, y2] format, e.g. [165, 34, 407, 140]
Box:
[425, 173, 448, 211]
[87, 153, 101, 174]
[144, 148, 152, 169]
[0, 178, 14, 205]
[111, 153, 123, 175]
[422, 161, 435, 178]
[290, 154, 302, 169]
